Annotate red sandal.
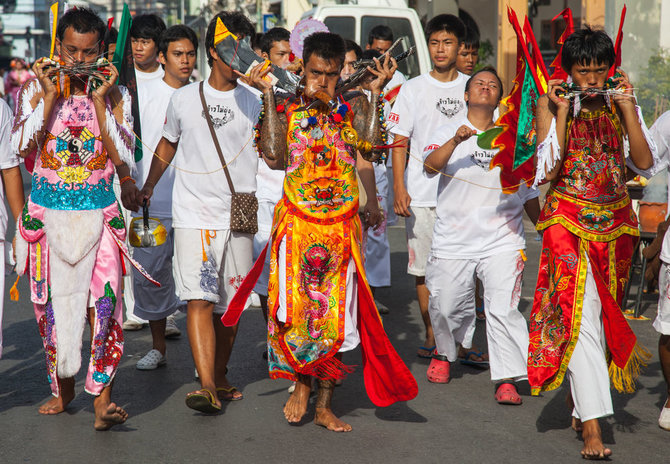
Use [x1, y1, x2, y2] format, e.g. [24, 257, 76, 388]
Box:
[495, 382, 522, 405]
[427, 353, 450, 383]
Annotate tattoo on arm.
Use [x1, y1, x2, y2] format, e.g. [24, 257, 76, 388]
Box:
[260, 91, 288, 169]
[351, 94, 383, 162]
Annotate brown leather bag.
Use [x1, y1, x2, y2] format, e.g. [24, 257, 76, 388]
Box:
[199, 82, 258, 234]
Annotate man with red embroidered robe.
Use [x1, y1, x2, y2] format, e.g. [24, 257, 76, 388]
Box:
[226, 32, 417, 432]
[529, 27, 658, 459]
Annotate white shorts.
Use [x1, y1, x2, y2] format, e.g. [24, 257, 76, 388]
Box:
[276, 237, 360, 352]
[252, 200, 276, 296]
[425, 250, 529, 381]
[132, 218, 181, 321]
[405, 206, 436, 277]
[654, 261, 670, 335]
[173, 228, 253, 314]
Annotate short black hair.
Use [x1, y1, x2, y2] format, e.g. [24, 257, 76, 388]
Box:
[260, 27, 290, 55]
[344, 39, 362, 61]
[425, 14, 465, 43]
[104, 27, 118, 52]
[130, 14, 166, 42]
[303, 32, 345, 66]
[462, 26, 480, 49]
[205, 11, 255, 68]
[158, 25, 198, 58]
[561, 26, 615, 71]
[367, 25, 393, 45]
[56, 7, 106, 44]
[465, 66, 504, 103]
[251, 32, 264, 52]
[361, 49, 381, 60]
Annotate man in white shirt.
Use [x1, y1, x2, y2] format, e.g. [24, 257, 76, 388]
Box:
[650, 110, 670, 430]
[130, 12, 262, 413]
[251, 27, 292, 327]
[388, 14, 468, 357]
[130, 14, 166, 82]
[121, 14, 167, 332]
[127, 25, 198, 371]
[422, 67, 539, 402]
[0, 98, 24, 359]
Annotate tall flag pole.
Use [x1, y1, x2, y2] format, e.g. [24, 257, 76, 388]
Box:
[113, 4, 143, 162]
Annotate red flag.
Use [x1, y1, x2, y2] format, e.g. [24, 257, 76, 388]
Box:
[549, 8, 574, 80]
[489, 7, 548, 193]
[609, 4, 627, 77]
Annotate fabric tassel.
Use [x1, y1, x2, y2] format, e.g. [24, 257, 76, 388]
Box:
[374, 140, 406, 150]
[11, 97, 44, 155]
[608, 342, 651, 394]
[301, 356, 356, 381]
[9, 275, 20, 301]
[104, 105, 135, 173]
[533, 117, 561, 188]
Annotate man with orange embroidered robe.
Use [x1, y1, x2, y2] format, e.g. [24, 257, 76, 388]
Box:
[223, 32, 417, 432]
[529, 27, 658, 459]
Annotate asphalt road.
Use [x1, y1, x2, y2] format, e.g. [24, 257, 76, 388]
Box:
[1, 219, 669, 463]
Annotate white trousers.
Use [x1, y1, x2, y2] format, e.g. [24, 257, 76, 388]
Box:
[566, 263, 613, 421]
[132, 218, 181, 321]
[113, 180, 145, 324]
[276, 237, 360, 352]
[426, 250, 528, 381]
[654, 262, 670, 335]
[363, 198, 391, 287]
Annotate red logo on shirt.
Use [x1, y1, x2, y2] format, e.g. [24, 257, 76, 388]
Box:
[425, 144, 440, 152]
[388, 112, 399, 124]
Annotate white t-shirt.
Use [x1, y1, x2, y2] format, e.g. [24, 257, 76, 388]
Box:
[163, 80, 261, 229]
[135, 66, 164, 83]
[423, 116, 538, 259]
[651, 111, 670, 263]
[135, 78, 178, 218]
[388, 71, 468, 207]
[0, 99, 19, 239]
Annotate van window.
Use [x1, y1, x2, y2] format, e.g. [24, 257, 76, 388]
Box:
[323, 17, 356, 42]
[361, 16, 421, 79]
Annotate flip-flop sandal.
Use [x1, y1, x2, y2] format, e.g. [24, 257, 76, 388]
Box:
[417, 345, 436, 359]
[185, 389, 221, 414]
[427, 353, 450, 383]
[216, 386, 244, 401]
[459, 350, 490, 369]
[495, 382, 522, 405]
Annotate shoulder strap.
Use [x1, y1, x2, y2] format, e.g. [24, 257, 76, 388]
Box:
[199, 81, 235, 194]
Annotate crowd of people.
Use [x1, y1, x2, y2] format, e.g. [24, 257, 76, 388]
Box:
[1, 5, 670, 460]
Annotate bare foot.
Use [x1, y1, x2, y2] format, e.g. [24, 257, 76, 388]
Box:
[94, 402, 128, 431]
[566, 393, 582, 432]
[283, 380, 310, 423]
[38, 394, 73, 415]
[581, 419, 612, 460]
[315, 407, 352, 432]
[39, 377, 75, 415]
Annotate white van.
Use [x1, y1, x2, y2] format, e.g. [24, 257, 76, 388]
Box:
[301, 2, 431, 79]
